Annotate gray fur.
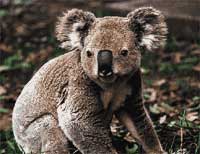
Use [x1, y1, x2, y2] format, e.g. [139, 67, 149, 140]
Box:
[13, 7, 168, 154]
[56, 9, 95, 50]
[127, 7, 167, 50]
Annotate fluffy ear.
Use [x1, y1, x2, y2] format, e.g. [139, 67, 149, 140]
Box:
[56, 9, 95, 50]
[127, 7, 167, 51]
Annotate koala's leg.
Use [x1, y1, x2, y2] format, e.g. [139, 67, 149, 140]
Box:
[57, 97, 118, 154]
[116, 70, 165, 154]
[16, 114, 69, 154]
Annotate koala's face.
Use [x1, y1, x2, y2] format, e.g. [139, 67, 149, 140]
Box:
[56, 8, 167, 87]
[81, 18, 141, 85]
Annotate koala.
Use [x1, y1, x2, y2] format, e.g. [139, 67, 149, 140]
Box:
[12, 7, 167, 154]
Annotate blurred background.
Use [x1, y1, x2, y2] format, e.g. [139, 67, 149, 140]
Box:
[0, 0, 199, 153]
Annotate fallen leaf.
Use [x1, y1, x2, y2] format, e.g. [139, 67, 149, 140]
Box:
[168, 121, 176, 127]
[141, 67, 150, 74]
[0, 65, 10, 72]
[0, 113, 12, 131]
[149, 104, 160, 114]
[0, 86, 7, 95]
[191, 49, 200, 55]
[173, 52, 182, 63]
[153, 79, 166, 87]
[144, 88, 157, 103]
[159, 115, 167, 124]
[0, 43, 12, 53]
[159, 102, 178, 116]
[186, 112, 199, 122]
[169, 81, 179, 91]
[192, 64, 200, 72]
[172, 148, 187, 154]
[16, 24, 28, 36]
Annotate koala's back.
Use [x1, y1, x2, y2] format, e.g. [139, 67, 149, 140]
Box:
[12, 50, 80, 134]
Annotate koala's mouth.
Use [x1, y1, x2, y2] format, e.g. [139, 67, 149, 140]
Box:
[98, 73, 117, 83]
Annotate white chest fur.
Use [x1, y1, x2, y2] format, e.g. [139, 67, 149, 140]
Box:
[100, 82, 132, 111]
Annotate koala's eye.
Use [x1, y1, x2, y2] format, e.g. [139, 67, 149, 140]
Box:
[86, 50, 92, 57]
[120, 50, 128, 57]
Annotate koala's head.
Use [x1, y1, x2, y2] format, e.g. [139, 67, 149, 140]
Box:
[56, 7, 167, 88]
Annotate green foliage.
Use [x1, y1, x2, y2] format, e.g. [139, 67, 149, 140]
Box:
[125, 144, 139, 154]
[168, 121, 177, 128]
[0, 9, 8, 17]
[3, 53, 32, 70]
[143, 92, 151, 100]
[51, 46, 65, 58]
[0, 130, 21, 154]
[193, 96, 200, 102]
[159, 56, 198, 75]
[143, 78, 153, 86]
[3, 54, 21, 67]
[13, 0, 32, 5]
[0, 75, 6, 84]
[141, 52, 158, 71]
[177, 110, 200, 129]
[0, 108, 9, 113]
[195, 132, 200, 154]
[165, 36, 178, 52]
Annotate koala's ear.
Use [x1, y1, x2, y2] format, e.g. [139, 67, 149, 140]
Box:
[127, 7, 167, 51]
[56, 9, 95, 50]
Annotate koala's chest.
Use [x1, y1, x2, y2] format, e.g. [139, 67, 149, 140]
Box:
[100, 84, 132, 112]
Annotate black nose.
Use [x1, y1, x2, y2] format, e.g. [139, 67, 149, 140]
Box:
[97, 50, 113, 77]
